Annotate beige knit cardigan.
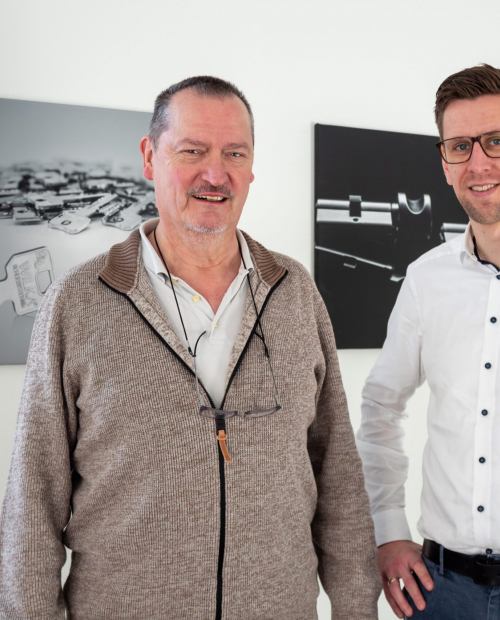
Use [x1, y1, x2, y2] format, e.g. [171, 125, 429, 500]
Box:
[0, 230, 380, 619]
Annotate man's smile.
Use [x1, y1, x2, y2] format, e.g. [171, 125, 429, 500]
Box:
[192, 194, 227, 202]
[468, 182, 500, 197]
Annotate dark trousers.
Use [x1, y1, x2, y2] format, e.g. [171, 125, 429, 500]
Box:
[404, 555, 500, 619]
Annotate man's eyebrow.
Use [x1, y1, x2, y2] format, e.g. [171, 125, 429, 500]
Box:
[175, 139, 209, 148]
[226, 142, 251, 151]
[175, 139, 251, 151]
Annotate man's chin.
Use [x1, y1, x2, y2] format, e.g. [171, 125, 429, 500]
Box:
[460, 198, 500, 226]
[182, 220, 229, 235]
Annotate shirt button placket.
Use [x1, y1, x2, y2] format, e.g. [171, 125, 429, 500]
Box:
[473, 274, 499, 549]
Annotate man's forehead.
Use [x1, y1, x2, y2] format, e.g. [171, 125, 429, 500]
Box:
[167, 89, 252, 136]
[443, 93, 500, 138]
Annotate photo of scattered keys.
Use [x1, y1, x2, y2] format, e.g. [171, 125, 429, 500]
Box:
[0, 247, 54, 315]
[102, 191, 156, 231]
[0, 162, 158, 234]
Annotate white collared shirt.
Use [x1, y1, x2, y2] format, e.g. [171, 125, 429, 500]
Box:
[139, 218, 253, 408]
[357, 224, 500, 555]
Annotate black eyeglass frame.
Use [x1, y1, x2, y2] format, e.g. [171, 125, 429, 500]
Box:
[436, 130, 500, 164]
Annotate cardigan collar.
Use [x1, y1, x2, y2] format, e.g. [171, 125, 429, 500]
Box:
[98, 228, 287, 294]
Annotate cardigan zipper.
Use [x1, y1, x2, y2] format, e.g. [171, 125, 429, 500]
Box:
[215, 417, 227, 620]
[99, 272, 288, 620]
[213, 271, 287, 620]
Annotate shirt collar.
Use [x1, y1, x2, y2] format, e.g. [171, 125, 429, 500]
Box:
[472, 234, 500, 272]
[459, 221, 500, 272]
[139, 217, 254, 280]
[460, 222, 476, 263]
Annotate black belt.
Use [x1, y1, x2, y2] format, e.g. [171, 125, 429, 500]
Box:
[423, 539, 500, 587]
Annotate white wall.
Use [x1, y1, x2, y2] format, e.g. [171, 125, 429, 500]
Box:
[1, 1, 499, 617]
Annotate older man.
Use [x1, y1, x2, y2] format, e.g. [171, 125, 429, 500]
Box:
[0, 77, 379, 619]
[358, 64, 500, 619]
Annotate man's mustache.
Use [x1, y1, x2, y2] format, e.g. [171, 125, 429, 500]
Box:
[187, 184, 234, 200]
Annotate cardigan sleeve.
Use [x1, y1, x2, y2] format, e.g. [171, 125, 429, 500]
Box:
[308, 288, 381, 619]
[0, 282, 78, 619]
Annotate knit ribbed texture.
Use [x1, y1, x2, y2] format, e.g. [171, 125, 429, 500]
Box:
[0, 232, 380, 619]
[240, 231, 287, 288]
[99, 228, 142, 293]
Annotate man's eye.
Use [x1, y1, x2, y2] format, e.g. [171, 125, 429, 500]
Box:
[186, 149, 200, 154]
[453, 142, 470, 151]
[229, 152, 243, 157]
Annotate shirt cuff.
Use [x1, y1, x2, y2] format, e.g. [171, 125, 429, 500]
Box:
[373, 509, 413, 547]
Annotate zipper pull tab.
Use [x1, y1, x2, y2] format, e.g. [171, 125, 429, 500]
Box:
[216, 429, 231, 463]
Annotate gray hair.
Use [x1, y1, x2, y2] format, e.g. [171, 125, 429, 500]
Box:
[148, 76, 254, 150]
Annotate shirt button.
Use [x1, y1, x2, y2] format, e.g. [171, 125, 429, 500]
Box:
[215, 321, 219, 328]
[485, 363, 492, 369]
[482, 409, 488, 416]
[479, 457, 486, 463]
[478, 506, 485, 512]
[491, 317, 497, 323]
[172, 278, 178, 283]
[192, 295, 201, 303]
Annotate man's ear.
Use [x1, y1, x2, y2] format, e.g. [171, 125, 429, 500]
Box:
[442, 157, 452, 186]
[140, 136, 154, 181]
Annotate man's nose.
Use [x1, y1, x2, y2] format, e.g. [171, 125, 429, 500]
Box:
[467, 140, 492, 174]
[201, 154, 229, 187]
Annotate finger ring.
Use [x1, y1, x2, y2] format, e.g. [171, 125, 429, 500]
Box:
[388, 577, 399, 585]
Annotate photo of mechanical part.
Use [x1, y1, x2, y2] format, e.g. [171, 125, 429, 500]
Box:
[314, 124, 468, 348]
[0, 98, 154, 363]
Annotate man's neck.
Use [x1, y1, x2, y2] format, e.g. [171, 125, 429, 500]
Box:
[147, 221, 242, 313]
[470, 220, 500, 269]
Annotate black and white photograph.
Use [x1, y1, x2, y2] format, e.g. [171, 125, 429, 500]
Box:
[0, 99, 156, 363]
[314, 123, 469, 349]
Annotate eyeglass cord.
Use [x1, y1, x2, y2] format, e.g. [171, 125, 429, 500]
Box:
[240, 253, 281, 407]
[154, 226, 206, 405]
[153, 226, 204, 357]
[153, 224, 280, 408]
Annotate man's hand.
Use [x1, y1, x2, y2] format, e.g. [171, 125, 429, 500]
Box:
[378, 540, 434, 618]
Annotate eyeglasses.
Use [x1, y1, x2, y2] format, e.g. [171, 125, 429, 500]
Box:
[192, 325, 281, 463]
[153, 226, 281, 461]
[194, 328, 282, 421]
[436, 130, 500, 164]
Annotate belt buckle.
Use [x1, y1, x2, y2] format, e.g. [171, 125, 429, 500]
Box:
[474, 557, 500, 586]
